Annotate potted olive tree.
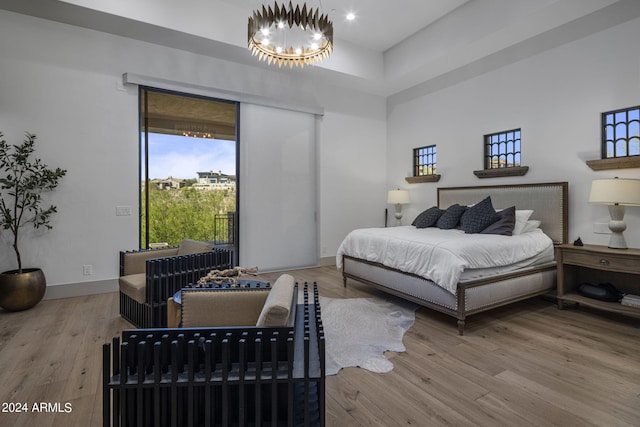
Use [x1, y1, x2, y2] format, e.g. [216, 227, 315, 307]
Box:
[0, 132, 66, 311]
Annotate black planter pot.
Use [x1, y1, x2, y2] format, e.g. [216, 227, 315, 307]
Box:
[0, 268, 46, 311]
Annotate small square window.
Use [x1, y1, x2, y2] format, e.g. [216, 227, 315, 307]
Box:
[602, 106, 640, 159]
[414, 145, 436, 176]
[483, 129, 521, 169]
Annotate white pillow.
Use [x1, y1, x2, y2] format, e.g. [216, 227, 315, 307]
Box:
[256, 274, 295, 326]
[520, 220, 541, 234]
[512, 210, 534, 235]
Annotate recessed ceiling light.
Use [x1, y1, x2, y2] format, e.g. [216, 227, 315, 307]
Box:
[346, 12, 356, 21]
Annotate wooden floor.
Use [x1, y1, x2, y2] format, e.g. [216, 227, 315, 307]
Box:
[0, 266, 639, 426]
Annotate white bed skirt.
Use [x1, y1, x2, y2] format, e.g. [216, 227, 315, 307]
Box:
[343, 256, 556, 332]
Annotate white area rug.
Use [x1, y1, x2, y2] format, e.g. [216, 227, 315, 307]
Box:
[319, 296, 418, 376]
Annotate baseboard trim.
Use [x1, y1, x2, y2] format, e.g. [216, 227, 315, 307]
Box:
[318, 256, 335, 267]
[43, 279, 119, 300]
[41, 259, 336, 300]
[256, 257, 337, 275]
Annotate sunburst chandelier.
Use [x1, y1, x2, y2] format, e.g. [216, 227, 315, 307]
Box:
[248, 1, 333, 68]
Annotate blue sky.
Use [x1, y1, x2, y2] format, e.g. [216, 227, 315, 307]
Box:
[144, 133, 236, 179]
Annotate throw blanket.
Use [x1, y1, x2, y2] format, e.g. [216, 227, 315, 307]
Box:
[336, 226, 553, 294]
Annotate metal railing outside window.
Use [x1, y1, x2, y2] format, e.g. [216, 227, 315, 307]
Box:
[212, 212, 236, 245]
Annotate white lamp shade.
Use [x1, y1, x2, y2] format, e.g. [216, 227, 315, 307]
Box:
[589, 178, 640, 206]
[387, 189, 410, 204]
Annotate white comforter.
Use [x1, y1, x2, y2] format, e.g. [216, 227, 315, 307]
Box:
[336, 226, 554, 294]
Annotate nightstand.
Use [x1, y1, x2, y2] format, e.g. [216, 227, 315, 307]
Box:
[555, 244, 640, 319]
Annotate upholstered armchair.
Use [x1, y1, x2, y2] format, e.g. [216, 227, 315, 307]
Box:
[118, 239, 233, 328]
[167, 274, 297, 328]
[103, 280, 326, 427]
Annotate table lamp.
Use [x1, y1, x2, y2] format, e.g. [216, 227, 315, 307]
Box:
[588, 177, 640, 249]
[387, 189, 410, 226]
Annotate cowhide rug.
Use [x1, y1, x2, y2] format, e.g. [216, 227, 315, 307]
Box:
[318, 295, 418, 376]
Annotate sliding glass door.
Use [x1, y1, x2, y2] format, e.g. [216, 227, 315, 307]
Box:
[139, 88, 238, 258]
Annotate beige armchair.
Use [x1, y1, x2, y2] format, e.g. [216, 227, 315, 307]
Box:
[118, 239, 234, 328]
[104, 279, 325, 427]
[167, 274, 297, 328]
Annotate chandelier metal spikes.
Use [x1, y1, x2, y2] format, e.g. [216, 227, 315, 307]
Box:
[248, 1, 334, 68]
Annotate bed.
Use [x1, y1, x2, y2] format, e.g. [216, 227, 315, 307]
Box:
[338, 182, 568, 334]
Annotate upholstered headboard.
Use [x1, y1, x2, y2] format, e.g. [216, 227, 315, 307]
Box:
[437, 182, 568, 245]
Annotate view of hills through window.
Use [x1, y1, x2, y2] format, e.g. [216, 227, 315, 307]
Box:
[139, 89, 238, 250]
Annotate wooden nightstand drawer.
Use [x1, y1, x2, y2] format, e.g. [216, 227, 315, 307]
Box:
[562, 250, 640, 274]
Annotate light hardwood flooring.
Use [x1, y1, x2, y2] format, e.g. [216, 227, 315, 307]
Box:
[0, 266, 638, 426]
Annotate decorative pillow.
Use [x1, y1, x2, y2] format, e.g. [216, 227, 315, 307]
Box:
[256, 274, 295, 326]
[177, 239, 214, 255]
[459, 196, 500, 234]
[436, 204, 466, 229]
[521, 219, 541, 234]
[512, 210, 534, 235]
[412, 207, 445, 228]
[481, 206, 516, 236]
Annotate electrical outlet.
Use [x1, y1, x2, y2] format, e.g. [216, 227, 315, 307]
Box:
[593, 222, 611, 234]
[116, 206, 131, 216]
[83, 264, 93, 276]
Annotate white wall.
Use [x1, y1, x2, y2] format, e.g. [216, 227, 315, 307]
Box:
[315, 91, 388, 259]
[9, 5, 634, 292]
[0, 10, 387, 289]
[387, 16, 640, 248]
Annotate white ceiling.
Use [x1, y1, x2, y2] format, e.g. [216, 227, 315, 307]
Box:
[218, 0, 470, 52]
[1, 0, 639, 97]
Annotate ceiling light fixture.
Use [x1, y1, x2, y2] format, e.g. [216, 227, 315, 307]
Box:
[248, 1, 334, 68]
[178, 123, 215, 139]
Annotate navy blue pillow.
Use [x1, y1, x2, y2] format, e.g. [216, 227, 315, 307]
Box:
[412, 207, 445, 228]
[460, 196, 501, 234]
[436, 204, 466, 229]
[480, 205, 516, 235]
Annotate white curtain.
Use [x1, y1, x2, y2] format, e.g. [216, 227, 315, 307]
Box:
[239, 103, 317, 270]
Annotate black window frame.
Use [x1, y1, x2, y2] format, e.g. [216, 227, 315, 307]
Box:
[483, 128, 521, 170]
[139, 87, 239, 261]
[601, 105, 640, 159]
[413, 145, 437, 177]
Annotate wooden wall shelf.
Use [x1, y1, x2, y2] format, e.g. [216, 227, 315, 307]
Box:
[405, 174, 441, 184]
[473, 166, 529, 179]
[586, 157, 640, 170]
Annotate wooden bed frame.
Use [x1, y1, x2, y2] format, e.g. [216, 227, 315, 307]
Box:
[342, 182, 569, 335]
